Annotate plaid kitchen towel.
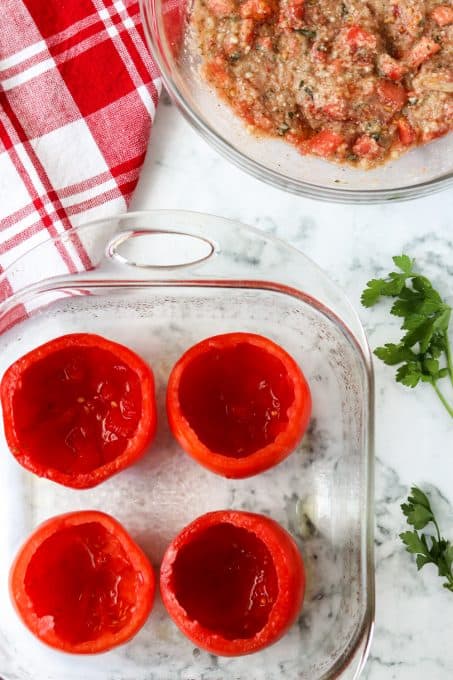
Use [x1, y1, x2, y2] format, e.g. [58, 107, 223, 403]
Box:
[0, 0, 161, 299]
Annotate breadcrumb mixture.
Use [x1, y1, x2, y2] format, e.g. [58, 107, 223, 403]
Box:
[190, 0, 453, 166]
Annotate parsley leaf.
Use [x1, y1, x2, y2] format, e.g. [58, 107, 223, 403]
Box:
[400, 487, 453, 592]
[361, 254, 453, 418]
[393, 254, 414, 274]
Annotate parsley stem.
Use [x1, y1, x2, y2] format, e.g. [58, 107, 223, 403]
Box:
[432, 517, 442, 544]
[445, 333, 453, 386]
[432, 381, 453, 418]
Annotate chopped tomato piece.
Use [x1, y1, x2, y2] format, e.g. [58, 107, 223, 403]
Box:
[239, 18, 255, 46]
[1, 333, 156, 489]
[378, 53, 407, 81]
[346, 25, 377, 50]
[286, 0, 305, 27]
[376, 79, 408, 110]
[431, 5, 453, 26]
[306, 129, 344, 156]
[205, 60, 233, 90]
[322, 101, 348, 121]
[406, 37, 441, 68]
[10, 511, 155, 653]
[206, 0, 235, 15]
[240, 0, 275, 20]
[166, 333, 311, 478]
[397, 117, 417, 144]
[160, 510, 305, 655]
[352, 134, 380, 159]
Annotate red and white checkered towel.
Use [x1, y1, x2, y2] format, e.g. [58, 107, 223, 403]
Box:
[0, 0, 161, 300]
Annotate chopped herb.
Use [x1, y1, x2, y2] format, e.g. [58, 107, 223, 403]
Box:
[365, 121, 382, 136]
[407, 96, 419, 105]
[228, 52, 241, 62]
[304, 85, 314, 98]
[347, 153, 358, 161]
[370, 132, 381, 141]
[400, 487, 453, 593]
[295, 28, 317, 39]
[288, 111, 295, 119]
[341, 2, 348, 16]
[298, 79, 305, 89]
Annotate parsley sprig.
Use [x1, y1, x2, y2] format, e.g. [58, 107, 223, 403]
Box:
[361, 255, 453, 417]
[400, 487, 453, 592]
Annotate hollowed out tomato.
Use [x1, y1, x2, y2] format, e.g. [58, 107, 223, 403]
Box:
[1, 333, 156, 488]
[160, 510, 305, 656]
[166, 333, 311, 478]
[10, 511, 155, 654]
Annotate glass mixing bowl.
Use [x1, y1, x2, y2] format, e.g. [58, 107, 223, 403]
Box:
[140, 0, 453, 203]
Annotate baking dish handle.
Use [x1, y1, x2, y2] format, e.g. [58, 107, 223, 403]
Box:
[0, 210, 369, 354]
[104, 228, 217, 270]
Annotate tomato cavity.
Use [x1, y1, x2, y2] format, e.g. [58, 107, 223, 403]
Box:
[178, 343, 294, 457]
[13, 347, 142, 474]
[171, 523, 278, 639]
[24, 522, 139, 645]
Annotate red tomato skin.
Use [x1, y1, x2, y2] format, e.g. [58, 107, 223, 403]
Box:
[346, 25, 377, 50]
[376, 79, 408, 110]
[160, 510, 305, 656]
[166, 333, 312, 478]
[10, 511, 155, 654]
[1, 333, 157, 489]
[397, 117, 417, 145]
[431, 5, 453, 26]
[240, 0, 276, 20]
[352, 134, 381, 159]
[304, 130, 344, 157]
[406, 37, 441, 68]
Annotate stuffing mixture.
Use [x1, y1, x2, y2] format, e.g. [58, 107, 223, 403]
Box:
[190, 0, 453, 166]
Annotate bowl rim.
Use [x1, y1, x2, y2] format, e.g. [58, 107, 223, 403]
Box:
[140, 0, 453, 204]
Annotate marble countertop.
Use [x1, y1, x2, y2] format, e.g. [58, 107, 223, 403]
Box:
[131, 96, 453, 680]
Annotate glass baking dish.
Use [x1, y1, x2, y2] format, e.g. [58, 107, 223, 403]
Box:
[0, 211, 374, 680]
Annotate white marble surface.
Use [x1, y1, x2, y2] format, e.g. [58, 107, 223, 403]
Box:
[131, 96, 453, 680]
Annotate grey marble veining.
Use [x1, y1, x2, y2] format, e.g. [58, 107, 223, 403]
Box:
[130, 98, 453, 679]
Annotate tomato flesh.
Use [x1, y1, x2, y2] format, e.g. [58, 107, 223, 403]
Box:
[178, 342, 294, 458]
[167, 333, 312, 478]
[160, 510, 305, 655]
[172, 523, 278, 639]
[13, 346, 141, 475]
[24, 522, 139, 645]
[11, 511, 155, 653]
